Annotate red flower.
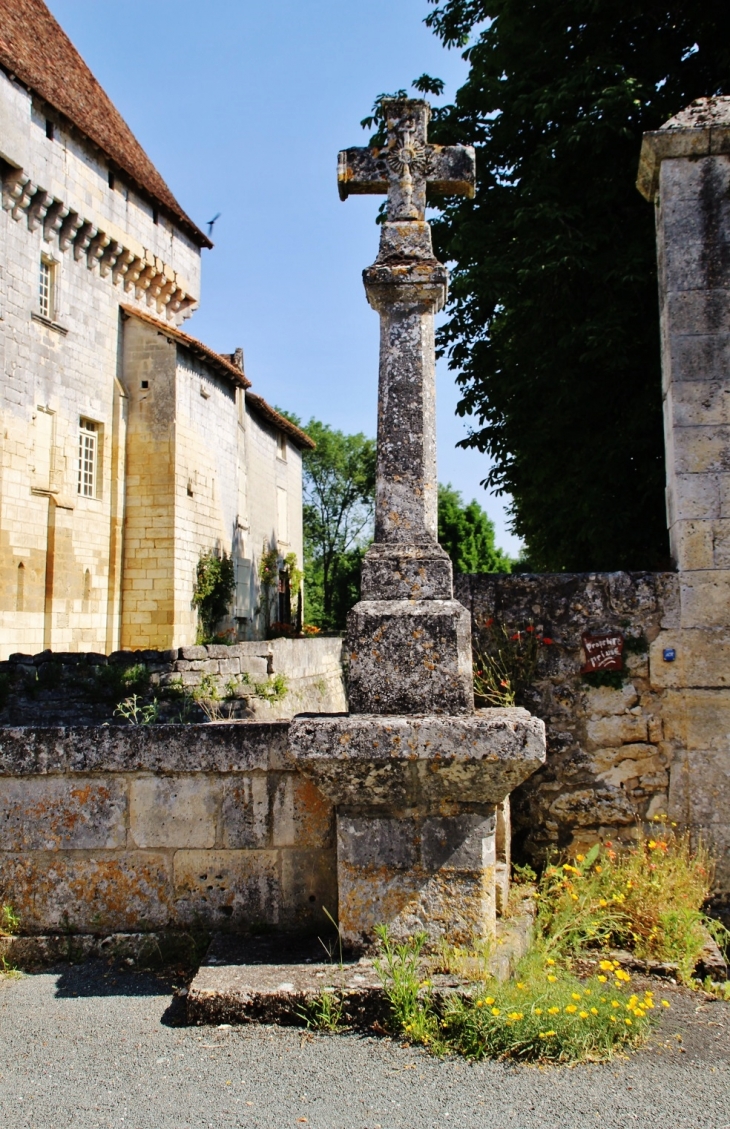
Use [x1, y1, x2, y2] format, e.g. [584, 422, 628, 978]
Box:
[485, 617, 494, 627]
[526, 625, 535, 633]
[542, 637, 554, 645]
[511, 632, 521, 640]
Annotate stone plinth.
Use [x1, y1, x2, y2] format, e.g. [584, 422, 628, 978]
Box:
[289, 709, 545, 947]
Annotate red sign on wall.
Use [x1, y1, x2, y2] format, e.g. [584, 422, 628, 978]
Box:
[581, 632, 624, 673]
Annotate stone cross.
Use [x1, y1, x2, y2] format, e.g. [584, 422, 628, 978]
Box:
[338, 99, 475, 221]
[337, 100, 477, 715]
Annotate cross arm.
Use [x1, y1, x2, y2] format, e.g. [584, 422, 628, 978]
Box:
[427, 145, 476, 199]
[338, 147, 387, 200]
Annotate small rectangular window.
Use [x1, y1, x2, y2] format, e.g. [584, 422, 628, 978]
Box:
[39, 258, 54, 320]
[276, 431, 287, 461]
[78, 419, 98, 497]
[45, 119, 54, 141]
[108, 169, 115, 189]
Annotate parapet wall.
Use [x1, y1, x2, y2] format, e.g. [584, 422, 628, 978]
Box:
[0, 724, 336, 935]
[0, 637, 346, 725]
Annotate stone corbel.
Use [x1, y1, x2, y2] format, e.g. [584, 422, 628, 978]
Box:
[43, 200, 70, 242]
[26, 187, 49, 231]
[87, 230, 111, 270]
[99, 240, 124, 278]
[123, 257, 145, 291]
[58, 211, 83, 251]
[155, 276, 178, 312]
[112, 248, 136, 285]
[134, 261, 157, 298]
[73, 222, 95, 261]
[145, 270, 167, 306]
[2, 168, 33, 217]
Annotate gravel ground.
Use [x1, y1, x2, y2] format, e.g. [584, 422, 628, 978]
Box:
[0, 962, 728, 1129]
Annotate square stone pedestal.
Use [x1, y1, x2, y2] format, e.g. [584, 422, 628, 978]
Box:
[337, 810, 496, 950]
[288, 709, 545, 951]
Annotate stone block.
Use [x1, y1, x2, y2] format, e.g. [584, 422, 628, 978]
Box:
[583, 683, 638, 718]
[129, 776, 218, 848]
[280, 847, 338, 926]
[548, 788, 636, 827]
[0, 777, 126, 849]
[680, 571, 730, 628]
[219, 774, 270, 848]
[335, 810, 497, 948]
[663, 688, 730, 749]
[239, 657, 269, 677]
[346, 598, 474, 715]
[179, 646, 207, 661]
[288, 710, 546, 812]
[0, 851, 172, 933]
[672, 425, 730, 476]
[359, 543, 453, 601]
[650, 629, 730, 688]
[172, 849, 280, 927]
[271, 773, 333, 849]
[585, 714, 648, 748]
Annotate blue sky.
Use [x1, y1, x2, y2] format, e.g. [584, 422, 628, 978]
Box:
[46, 0, 521, 556]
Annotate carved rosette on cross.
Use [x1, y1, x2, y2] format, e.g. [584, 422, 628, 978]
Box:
[289, 101, 545, 952]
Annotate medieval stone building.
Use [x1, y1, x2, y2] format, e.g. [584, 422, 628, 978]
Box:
[0, 0, 312, 658]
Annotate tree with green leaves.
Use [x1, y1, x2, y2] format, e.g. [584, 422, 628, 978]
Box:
[438, 483, 512, 574]
[278, 414, 376, 630]
[367, 2, 730, 571]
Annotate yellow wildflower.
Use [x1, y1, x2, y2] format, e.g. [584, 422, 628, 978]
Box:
[595, 865, 602, 873]
[579, 1011, 589, 1019]
[534, 1008, 543, 1016]
[576, 854, 585, 861]
[476, 1000, 484, 1008]
[625, 1018, 633, 1026]
[590, 1007, 598, 1015]
[565, 1005, 577, 1014]
[548, 1006, 560, 1015]
[547, 975, 557, 983]
[599, 899, 608, 907]
[485, 997, 495, 1005]
[661, 1000, 671, 1008]
[571, 993, 582, 1001]
[648, 840, 657, 849]
[546, 958, 555, 966]
[491, 1008, 500, 1016]
[598, 975, 607, 983]
[611, 1001, 621, 1009]
[599, 960, 613, 971]
[516, 982, 525, 989]
[507, 1012, 523, 1021]
[610, 1016, 617, 1023]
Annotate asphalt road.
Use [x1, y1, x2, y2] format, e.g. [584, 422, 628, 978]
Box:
[0, 962, 728, 1129]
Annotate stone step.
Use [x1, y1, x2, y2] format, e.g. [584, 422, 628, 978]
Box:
[187, 893, 536, 1028]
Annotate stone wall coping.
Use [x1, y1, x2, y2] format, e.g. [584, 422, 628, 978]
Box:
[0, 722, 291, 776]
[637, 100, 730, 202]
[3, 638, 340, 668]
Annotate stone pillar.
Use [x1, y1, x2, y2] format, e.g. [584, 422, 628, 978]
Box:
[638, 97, 730, 894]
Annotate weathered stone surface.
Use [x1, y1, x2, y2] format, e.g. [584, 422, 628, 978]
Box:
[0, 722, 290, 775]
[359, 543, 453, 601]
[288, 709, 545, 813]
[279, 847, 338, 926]
[337, 810, 496, 949]
[219, 774, 271, 849]
[271, 773, 333, 849]
[347, 600, 474, 715]
[172, 849, 280, 928]
[0, 851, 172, 933]
[129, 776, 219, 849]
[0, 776, 126, 849]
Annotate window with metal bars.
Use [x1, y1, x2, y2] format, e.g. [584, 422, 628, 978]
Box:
[39, 258, 53, 320]
[78, 419, 97, 497]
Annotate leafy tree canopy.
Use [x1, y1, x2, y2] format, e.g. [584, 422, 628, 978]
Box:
[278, 414, 376, 629]
[388, 1, 730, 571]
[438, 483, 512, 573]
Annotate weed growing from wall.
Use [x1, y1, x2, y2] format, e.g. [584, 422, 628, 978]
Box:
[473, 619, 554, 707]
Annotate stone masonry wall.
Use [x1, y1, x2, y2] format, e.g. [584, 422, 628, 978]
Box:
[0, 724, 335, 935]
[454, 572, 695, 872]
[0, 637, 346, 725]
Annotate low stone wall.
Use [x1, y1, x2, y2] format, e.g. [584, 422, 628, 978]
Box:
[455, 572, 683, 865]
[0, 724, 336, 935]
[0, 637, 346, 726]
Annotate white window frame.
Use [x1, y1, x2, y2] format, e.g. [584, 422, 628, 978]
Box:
[39, 256, 55, 320]
[78, 418, 99, 498]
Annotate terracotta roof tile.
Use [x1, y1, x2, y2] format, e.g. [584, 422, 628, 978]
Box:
[0, 0, 211, 247]
[245, 393, 316, 450]
[121, 305, 250, 388]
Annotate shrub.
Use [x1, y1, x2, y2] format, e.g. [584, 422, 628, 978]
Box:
[473, 618, 554, 707]
[193, 550, 235, 642]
